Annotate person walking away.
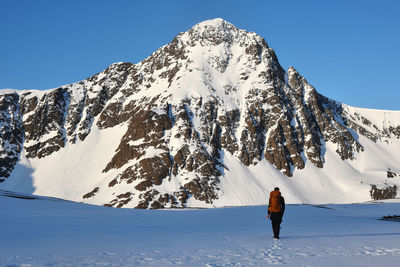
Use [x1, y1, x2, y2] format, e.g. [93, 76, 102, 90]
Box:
[267, 187, 285, 239]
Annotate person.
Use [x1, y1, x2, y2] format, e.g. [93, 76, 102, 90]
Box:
[267, 187, 285, 239]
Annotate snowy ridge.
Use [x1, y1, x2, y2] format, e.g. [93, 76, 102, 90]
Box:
[0, 18, 399, 208]
[343, 104, 400, 135]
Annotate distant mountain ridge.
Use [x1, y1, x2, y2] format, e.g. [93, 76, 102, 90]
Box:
[1, 18, 399, 208]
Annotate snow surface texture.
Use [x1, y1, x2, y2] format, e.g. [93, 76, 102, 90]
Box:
[1, 191, 400, 266]
[0, 18, 400, 208]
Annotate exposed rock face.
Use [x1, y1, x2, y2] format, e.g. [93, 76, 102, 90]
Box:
[370, 184, 397, 200]
[22, 88, 68, 158]
[387, 169, 397, 178]
[0, 93, 23, 181]
[0, 18, 399, 207]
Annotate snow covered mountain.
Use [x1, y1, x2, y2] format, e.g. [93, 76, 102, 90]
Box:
[1, 18, 399, 208]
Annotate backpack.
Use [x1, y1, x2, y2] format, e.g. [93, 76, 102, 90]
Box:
[269, 191, 281, 213]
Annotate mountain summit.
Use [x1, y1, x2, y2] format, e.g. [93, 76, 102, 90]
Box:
[0, 19, 399, 208]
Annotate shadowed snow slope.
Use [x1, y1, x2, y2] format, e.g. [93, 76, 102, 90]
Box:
[1, 192, 400, 266]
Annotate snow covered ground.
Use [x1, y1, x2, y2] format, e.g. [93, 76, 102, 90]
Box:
[1, 191, 400, 267]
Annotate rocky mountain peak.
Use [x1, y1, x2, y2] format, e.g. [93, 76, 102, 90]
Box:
[193, 18, 229, 28]
[181, 18, 239, 45]
[287, 66, 314, 96]
[175, 18, 269, 50]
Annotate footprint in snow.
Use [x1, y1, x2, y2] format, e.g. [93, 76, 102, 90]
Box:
[263, 239, 288, 264]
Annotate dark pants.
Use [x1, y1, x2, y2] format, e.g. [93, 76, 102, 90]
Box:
[270, 212, 283, 238]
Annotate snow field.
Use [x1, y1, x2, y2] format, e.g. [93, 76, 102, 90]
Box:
[1, 192, 400, 266]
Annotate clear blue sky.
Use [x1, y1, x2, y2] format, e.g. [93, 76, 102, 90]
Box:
[1, 0, 399, 110]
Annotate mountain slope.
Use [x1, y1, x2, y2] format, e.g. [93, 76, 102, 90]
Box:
[0, 18, 399, 208]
